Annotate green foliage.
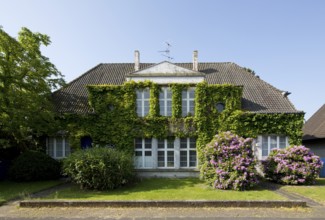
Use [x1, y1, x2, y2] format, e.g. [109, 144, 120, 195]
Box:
[9, 151, 61, 182]
[263, 145, 323, 185]
[201, 131, 259, 190]
[63, 147, 134, 190]
[60, 81, 304, 169]
[0, 27, 65, 149]
[225, 112, 305, 145]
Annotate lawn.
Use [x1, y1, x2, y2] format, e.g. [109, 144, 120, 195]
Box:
[281, 178, 325, 204]
[0, 180, 63, 205]
[46, 178, 286, 201]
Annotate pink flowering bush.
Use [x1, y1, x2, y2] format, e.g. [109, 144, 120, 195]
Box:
[200, 131, 259, 191]
[263, 145, 323, 185]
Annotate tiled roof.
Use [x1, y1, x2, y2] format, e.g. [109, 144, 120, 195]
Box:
[52, 62, 301, 114]
[303, 104, 325, 140]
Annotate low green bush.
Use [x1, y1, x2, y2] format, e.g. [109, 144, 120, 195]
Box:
[9, 151, 61, 181]
[63, 147, 134, 190]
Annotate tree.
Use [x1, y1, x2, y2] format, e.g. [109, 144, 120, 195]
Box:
[0, 27, 65, 150]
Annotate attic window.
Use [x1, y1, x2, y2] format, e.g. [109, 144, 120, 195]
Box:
[216, 102, 225, 113]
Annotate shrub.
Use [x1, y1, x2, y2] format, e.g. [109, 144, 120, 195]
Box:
[63, 147, 134, 190]
[263, 145, 323, 185]
[9, 151, 61, 181]
[200, 131, 259, 191]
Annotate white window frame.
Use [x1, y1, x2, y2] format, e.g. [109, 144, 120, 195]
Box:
[180, 138, 197, 168]
[159, 87, 172, 116]
[157, 139, 175, 168]
[260, 135, 289, 159]
[46, 137, 70, 159]
[136, 89, 150, 117]
[134, 138, 153, 168]
[182, 87, 195, 117]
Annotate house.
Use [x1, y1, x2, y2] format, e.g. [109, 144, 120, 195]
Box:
[49, 51, 304, 177]
[303, 104, 325, 177]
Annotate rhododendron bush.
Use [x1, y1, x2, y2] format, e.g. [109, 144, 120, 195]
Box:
[263, 145, 323, 185]
[201, 131, 259, 191]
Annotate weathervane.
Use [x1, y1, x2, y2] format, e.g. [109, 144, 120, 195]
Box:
[158, 42, 174, 61]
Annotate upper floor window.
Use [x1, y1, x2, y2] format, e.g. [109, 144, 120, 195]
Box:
[182, 88, 195, 117]
[180, 138, 197, 168]
[136, 89, 150, 117]
[159, 87, 172, 116]
[261, 135, 288, 157]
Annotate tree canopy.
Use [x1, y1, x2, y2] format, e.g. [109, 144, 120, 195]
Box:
[0, 27, 65, 149]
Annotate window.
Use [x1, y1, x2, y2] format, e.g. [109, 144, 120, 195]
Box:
[180, 138, 197, 168]
[182, 88, 195, 117]
[157, 139, 175, 168]
[159, 87, 172, 116]
[134, 138, 153, 168]
[261, 135, 288, 157]
[216, 102, 225, 113]
[136, 89, 150, 117]
[47, 137, 70, 159]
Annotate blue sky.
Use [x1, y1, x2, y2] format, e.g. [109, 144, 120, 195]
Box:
[1, 0, 325, 119]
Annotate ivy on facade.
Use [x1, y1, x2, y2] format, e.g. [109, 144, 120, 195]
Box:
[58, 81, 304, 166]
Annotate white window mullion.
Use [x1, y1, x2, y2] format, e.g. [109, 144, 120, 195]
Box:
[63, 138, 65, 158]
[163, 89, 166, 116]
[268, 136, 270, 156]
[142, 139, 145, 167]
[140, 93, 143, 116]
[187, 91, 190, 114]
[54, 138, 57, 159]
[187, 138, 190, 167]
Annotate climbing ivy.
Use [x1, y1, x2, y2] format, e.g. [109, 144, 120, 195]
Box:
[59, 81, 304, 166]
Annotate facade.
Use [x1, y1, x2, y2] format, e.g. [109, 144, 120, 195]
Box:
[49, 51, 304, 177]
[303, 104, 325, 177]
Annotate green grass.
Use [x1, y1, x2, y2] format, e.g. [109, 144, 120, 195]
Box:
[46, 178, 286, 201]
[0, 180, 63, 204]
[281, 178, 325, 204]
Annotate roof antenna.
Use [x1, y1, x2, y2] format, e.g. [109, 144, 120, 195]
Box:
[158, 42, 174, 61]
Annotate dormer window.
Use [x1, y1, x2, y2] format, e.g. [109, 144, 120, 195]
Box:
[159, 87, 172, 116]
[136, 89, 150, 117]
[182, 88, 195, 117]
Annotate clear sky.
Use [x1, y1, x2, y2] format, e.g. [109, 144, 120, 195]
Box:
[1, 0, 324, 120]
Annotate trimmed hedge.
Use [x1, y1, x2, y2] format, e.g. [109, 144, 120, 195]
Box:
[63, 147, 134, 190]
[263, 145, 323, 185]
[9, 151, 61, 182]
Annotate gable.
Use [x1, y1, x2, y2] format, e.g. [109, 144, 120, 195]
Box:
[126, 61, 205, 84]
[129, 61, 205, 76]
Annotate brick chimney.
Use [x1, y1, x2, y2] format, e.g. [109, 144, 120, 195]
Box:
[134, 50, 140, 71]
[193, 50, 198, 71]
